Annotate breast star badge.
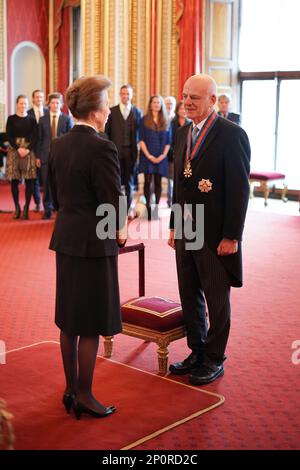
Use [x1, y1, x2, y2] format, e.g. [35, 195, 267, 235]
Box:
[198, 179, 213, 193]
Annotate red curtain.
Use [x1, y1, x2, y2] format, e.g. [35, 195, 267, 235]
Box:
[54, 0, 79, 101]
[176, 0, 203, 98]
[56, 6, 71, 101]
[54, 0, 79, 49]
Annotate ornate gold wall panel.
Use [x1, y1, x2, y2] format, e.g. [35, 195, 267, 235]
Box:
[157, 0, 178, 100]
[49, 0, 55, 92]
[135, 0, 151, 112]
[128, 0, 137, 97]
[0, 0, 7, 130]
[80, 0, 179, 112]
[81, 0, 102, 76]
[170, 0, 178, 99]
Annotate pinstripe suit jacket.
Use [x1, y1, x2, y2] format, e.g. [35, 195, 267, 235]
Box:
[170, 117, 251, 287]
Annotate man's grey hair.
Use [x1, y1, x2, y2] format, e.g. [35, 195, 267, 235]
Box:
[218, 93, 231, 103]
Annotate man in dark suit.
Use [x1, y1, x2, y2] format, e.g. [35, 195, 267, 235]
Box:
[28, 90, 50, 212]
[105, 85, 142, 215]
[0, 132, 8, 175]
[36, 92, 73, 219]
[217, 93, 241, 125]
[168, 74, 250, 385]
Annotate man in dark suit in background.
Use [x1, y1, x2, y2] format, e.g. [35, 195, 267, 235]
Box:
[217, 93, 241, 126]
[28, 89, 50, 212]
[0, 132, 8, 178]
[36, 92, 73, 219]
[168, 74, 250, 385]
[105, 85, 142, 215]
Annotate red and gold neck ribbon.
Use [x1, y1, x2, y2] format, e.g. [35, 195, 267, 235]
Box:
[185, 110, 218, 164]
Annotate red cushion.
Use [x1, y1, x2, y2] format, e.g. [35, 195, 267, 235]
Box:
[250, 171, 285, 180]
[121, 296, 184, 332]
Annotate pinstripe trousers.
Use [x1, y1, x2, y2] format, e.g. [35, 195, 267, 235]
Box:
[175, 240, 231, 365]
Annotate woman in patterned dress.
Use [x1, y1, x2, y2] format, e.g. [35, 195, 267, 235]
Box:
[6, 95, 37, 219]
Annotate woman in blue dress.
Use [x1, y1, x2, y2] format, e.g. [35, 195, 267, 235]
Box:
[139, 95, 171, 219]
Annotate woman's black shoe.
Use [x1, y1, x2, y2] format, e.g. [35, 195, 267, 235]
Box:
[23, 206, 29, 220]
[73, 400, 116, 420]
[62, 393, 76, 414]
[13, 205, 21, 219]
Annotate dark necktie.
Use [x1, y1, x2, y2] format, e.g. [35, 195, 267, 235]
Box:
[192, 125, 200, 148]
[51, 115, 57, 139]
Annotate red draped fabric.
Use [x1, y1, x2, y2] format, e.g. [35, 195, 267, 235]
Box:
[176, 0, 203, 98]
[54, 0, 79, 49]
[56, 6, 71, 102]
[54, 0, 79, 100]
[54, 0, 65, 50]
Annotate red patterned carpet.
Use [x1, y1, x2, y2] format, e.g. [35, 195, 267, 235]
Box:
[1, 342, 223, 450]
[1, 182, 300, 449]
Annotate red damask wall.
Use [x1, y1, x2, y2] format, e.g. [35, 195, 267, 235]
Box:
[7, 0, 49, 112]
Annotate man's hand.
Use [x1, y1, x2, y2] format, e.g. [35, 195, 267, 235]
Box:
[36, 158, 41, 168]
[168, 229, 175, 249]
[116, 233, 127, 248]
[116, 221, 128, 248]
[217, 238, 238, 256]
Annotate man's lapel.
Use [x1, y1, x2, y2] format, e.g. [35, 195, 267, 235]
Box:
[117, 105, 124, 121]
[177, 125, 190, 175]
[57, 115, 63, 135]
[46, 113, 51, 134]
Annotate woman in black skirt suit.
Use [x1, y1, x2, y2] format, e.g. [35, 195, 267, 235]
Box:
[48, 76, 127, 419]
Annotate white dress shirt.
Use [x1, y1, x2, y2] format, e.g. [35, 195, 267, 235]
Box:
[33, 105, 44, 123]
[119, 102, 132, 120]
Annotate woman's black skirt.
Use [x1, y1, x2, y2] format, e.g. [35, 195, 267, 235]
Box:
[55, 252, 122, 336]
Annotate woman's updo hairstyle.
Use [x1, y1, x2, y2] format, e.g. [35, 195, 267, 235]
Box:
[66, 75, 112, 119]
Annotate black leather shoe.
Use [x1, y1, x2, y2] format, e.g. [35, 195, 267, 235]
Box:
[42, 212, 52, 220]
[73, 400, 116, 420]
[13, 205, 21, 219]
[189, 363, 224, 385]
[62, 393, 76, 414]
[23, 206, 29, 220]
[169, 353, 203, 375]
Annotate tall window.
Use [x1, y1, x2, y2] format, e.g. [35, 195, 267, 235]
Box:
[239, 0, 300, 189]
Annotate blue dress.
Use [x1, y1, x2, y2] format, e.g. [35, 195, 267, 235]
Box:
[139, 118, 172, 177]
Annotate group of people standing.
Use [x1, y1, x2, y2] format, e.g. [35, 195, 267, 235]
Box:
[4, 84, 240, 223]
[105, 86, 241, 221]
[5, 90, 72, 219]
[105, 86, 191, 220]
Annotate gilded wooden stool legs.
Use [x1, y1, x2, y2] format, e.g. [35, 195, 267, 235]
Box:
[157, 341, 170, 376]
[281, 184, 288, 202]
[103, 336, 113, 358]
